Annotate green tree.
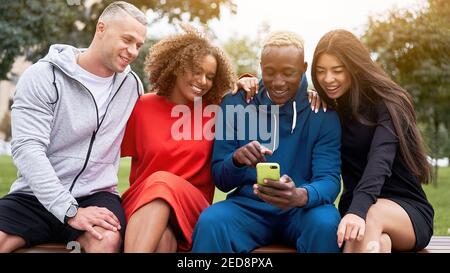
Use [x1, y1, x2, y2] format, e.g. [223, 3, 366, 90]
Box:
[0, 0, 83, 80]
[363, 0, 450, 185]
[0, 0, 236, 81]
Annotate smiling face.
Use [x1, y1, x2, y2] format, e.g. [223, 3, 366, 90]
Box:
[97, 12, 147, 74]
[170, 54, 217, 104]
[315, 53, 352, 100]
[260, 45, 307, 105]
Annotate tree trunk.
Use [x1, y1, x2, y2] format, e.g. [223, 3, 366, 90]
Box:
[432, 118, 439, 187]
[447, 119, 450, 162]
[434, 164, 439, 188]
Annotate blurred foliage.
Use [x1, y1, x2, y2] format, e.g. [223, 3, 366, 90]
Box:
[0, 0, 236, 81]
[223, 37, 259, 77]
[363, 0, 450, 183]
[223, 22, 271, 77]
[130, 39, 155, 92]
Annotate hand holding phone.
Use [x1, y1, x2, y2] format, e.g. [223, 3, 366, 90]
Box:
[253, 172, 308, 209]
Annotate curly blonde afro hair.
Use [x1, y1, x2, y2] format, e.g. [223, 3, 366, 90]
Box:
[144, 25, 236, 104]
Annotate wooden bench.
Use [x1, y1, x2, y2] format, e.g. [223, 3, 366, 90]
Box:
[416, 236, 450, 253]
[252, 236, 450, 253]
[13, 236, 450, 253]
[14, 243, 75, 253]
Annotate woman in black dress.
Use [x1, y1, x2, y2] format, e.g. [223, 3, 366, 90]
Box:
[310, 29, 433, 253]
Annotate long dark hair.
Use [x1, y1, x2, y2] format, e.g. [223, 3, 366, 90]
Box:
[311, 29, 430, 183]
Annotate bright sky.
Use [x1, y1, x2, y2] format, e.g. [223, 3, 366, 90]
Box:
[148, 0, 425, 64]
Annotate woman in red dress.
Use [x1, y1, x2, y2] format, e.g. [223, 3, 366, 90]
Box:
[121, 26, 235, 252]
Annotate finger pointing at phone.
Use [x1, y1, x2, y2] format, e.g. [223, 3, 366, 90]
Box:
[232, 141, 273, 167]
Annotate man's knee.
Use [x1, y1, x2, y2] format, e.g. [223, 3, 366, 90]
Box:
[192, 205, 231, 250]
[196, 206, 221, 231]
[97, 231, 121, 253]
[294, 206, 341, 252]
[305, 205, 340, 235]
[82, 230, 122, 253]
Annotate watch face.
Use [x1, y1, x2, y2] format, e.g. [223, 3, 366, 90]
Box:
[67, 205, 78, 218]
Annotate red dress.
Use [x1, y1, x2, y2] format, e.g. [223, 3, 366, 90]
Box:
[121, 93, 215, 251]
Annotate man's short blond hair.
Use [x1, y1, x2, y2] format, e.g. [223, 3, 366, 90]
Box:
[99, 1, 148, 26]
[262, 31, 305, 55]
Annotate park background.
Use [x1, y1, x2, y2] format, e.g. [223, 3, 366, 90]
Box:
[0, 0, 449, 235]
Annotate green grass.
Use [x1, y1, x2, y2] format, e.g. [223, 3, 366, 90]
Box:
[213, 187, 227, 204]
[423, 168, 450, 236]
[117, 157, 131, 194]
[0, 155, 16, 195]
[1, 155, 449, 235]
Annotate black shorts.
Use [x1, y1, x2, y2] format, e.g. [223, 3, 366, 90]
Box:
[0, 191, 126, 247]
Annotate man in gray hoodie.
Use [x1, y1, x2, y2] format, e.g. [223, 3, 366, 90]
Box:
[0, 1, 147, 253]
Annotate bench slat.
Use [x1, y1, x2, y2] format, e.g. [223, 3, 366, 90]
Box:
[14, 243, 71, 253]
[252, 236, 450, 253]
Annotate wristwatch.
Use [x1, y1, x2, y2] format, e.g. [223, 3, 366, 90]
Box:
[64, 204, 79, 224]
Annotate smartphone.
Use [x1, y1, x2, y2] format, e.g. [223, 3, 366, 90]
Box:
[256, 162, 280, 185]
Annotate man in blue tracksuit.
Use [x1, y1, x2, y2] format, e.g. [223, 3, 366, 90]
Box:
[192, 31, 342, 253]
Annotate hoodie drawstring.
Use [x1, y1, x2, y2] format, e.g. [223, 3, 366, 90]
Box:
[291, 100, 297, 134]
[265, 91, 297, 151]
[272, 113, 278, 152]
[271, 100, 296, 152]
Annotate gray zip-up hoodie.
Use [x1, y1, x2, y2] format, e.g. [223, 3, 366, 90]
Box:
[10, 44, 143, 223]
